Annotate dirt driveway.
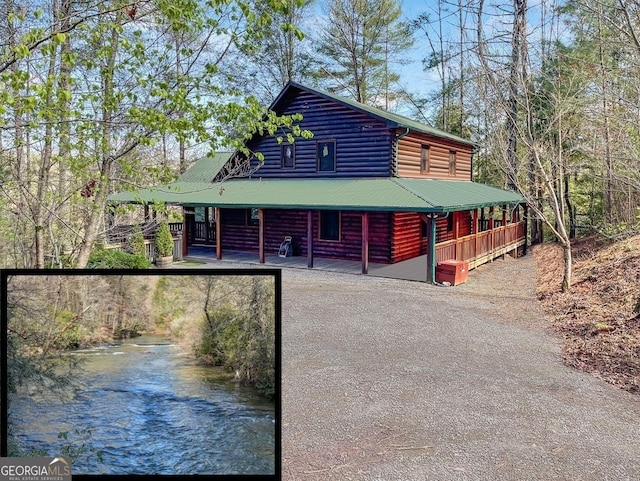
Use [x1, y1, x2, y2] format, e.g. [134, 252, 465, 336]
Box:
[280, 255, 640, 480]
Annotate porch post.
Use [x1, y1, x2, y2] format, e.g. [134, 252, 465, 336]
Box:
[489, 206, 495, 261]
[259, 208, 265, 264]
[215, 207, 222, 260]
[453, 211, 460, 260]
[144, 205, 150, 222]
[523, 203, 529, 256]
[361, 212, 369, 274]
[182, 208, 188, 257]
[473, 208, 478, 262]
[502, 205, 507, 259]
[307, 210, 314, 268]
[426, 214, 437, 284]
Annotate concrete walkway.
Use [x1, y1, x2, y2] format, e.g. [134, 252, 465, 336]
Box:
[184, 247, 433, 282]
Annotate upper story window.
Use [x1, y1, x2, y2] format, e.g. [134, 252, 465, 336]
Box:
[281, 143, 295, 168]
[420, 145, 430, 173]
[317, 140, 336, 172]
[449, 150, 457, 175]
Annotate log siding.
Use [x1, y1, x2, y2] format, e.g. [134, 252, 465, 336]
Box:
[396, 130, 473, 180]
[219, 208, 392, 263]
[245, 91, 393, 178]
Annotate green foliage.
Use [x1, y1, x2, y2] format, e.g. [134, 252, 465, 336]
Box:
[87, 246, 151, 269]
[154, 221, 174, 258]
[151, 276, 188, 334]
[51, 308, 85, 350]
[313, 0, 413, 105]
[58, 428, 105, 466]
[194, 278, 276, 399]
[195, 303, 240, 367]
[128, 224, 146, 257]
[0, 0, 314, 269]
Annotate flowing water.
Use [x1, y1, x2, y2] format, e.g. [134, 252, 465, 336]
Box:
[9, 334, 276, 475]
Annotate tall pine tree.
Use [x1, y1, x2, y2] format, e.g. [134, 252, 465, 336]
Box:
[314, 0, 412, 107]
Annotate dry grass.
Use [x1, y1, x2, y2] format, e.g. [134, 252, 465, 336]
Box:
[533, 234, 640, 394]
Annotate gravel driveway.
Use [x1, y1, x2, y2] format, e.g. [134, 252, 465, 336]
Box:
[278, 254, 640, 480]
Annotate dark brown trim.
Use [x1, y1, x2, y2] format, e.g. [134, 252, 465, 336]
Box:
[362, 212, 369, 274]
[215, 207, 222, 260]
[259, 208, 265, 263]
[307, 210, 314, 268]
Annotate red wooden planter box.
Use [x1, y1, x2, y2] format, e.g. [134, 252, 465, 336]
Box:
[436, 260, 469, 286]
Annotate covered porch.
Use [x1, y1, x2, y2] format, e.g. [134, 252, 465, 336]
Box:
[108, 177, 526, 284]
[156, 203, 526, 284]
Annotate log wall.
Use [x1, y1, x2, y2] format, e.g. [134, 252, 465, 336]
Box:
[220, 208, 393, 263]
[396, 130, 473, 180]
[245, 90, 393, 178]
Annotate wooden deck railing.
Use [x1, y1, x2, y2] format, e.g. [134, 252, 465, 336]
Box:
[104, 221, 184, 262]
[436, 220, 526, 269]
[104, 236, 183, 262]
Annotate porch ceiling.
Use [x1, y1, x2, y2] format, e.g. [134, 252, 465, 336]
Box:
[108, 177, 523, 213]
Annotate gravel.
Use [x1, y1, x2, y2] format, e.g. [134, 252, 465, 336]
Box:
[277, 255, 640, 480]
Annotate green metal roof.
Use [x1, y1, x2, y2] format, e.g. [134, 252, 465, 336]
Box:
[279, 82, 476, 147]
[108, 177, 522, 213]
[178, 152, 233, 182]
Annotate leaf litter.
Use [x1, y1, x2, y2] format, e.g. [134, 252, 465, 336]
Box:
[533, 234, 640, 394]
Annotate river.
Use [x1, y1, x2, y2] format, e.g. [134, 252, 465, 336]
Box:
[9, 334, 276, 475]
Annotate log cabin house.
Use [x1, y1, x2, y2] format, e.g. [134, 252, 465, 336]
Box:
[109, 82, 526, 283]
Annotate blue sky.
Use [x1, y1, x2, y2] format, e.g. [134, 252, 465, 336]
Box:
[306, 0, 445, 111]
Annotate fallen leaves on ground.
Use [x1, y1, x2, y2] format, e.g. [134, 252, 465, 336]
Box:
[533, 234, 640, 394]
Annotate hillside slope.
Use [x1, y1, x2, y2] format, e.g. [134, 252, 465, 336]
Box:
[533, 234, 640, 394]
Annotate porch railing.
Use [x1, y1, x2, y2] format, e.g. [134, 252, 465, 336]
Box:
[104, 221, 184, 262]
[435, 220, 526, 269]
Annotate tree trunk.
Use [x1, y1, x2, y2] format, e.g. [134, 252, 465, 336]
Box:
[75, 19, 121, 268]
[561, 239, 572, 292]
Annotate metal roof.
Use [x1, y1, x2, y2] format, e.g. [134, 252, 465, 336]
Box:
[177, 152, 233, 182]
[275, 82, 476, 147]
[108, 177, 522, 213]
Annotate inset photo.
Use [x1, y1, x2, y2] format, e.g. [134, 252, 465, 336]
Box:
[1, 269, 280, 478]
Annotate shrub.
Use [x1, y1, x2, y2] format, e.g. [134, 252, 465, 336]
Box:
[154, 221, 174, 258]
[87, 246, 151, 269]
[128, 224, 146, 257]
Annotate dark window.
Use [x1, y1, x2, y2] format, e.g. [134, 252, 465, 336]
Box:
[281, 143, 295, 168]
[447, 214, 454, 232]
[319, 211, 340, 241]
[449, 150, 456, 175]
[246, 208, 260, 226]
[317, 140, 336, 172]
[421, 145, 430, 173]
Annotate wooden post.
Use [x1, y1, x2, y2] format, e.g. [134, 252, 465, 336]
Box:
[426, 214, 437, 284]
[523, 203, 528, 256]
[361, 212, 369, 274]
[307, 210, 314, 268]
[473, 208, 478, 263]
[502, 205, 507, 259]
[453, 211, 460, 260]
[215, 207, 222, 260]
[182, 209, 188, 257]
[258, 208, 265, 264]
[489, 206, 494, 261]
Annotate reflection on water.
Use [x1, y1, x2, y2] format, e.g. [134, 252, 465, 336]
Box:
[10, 335, 276, 475]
